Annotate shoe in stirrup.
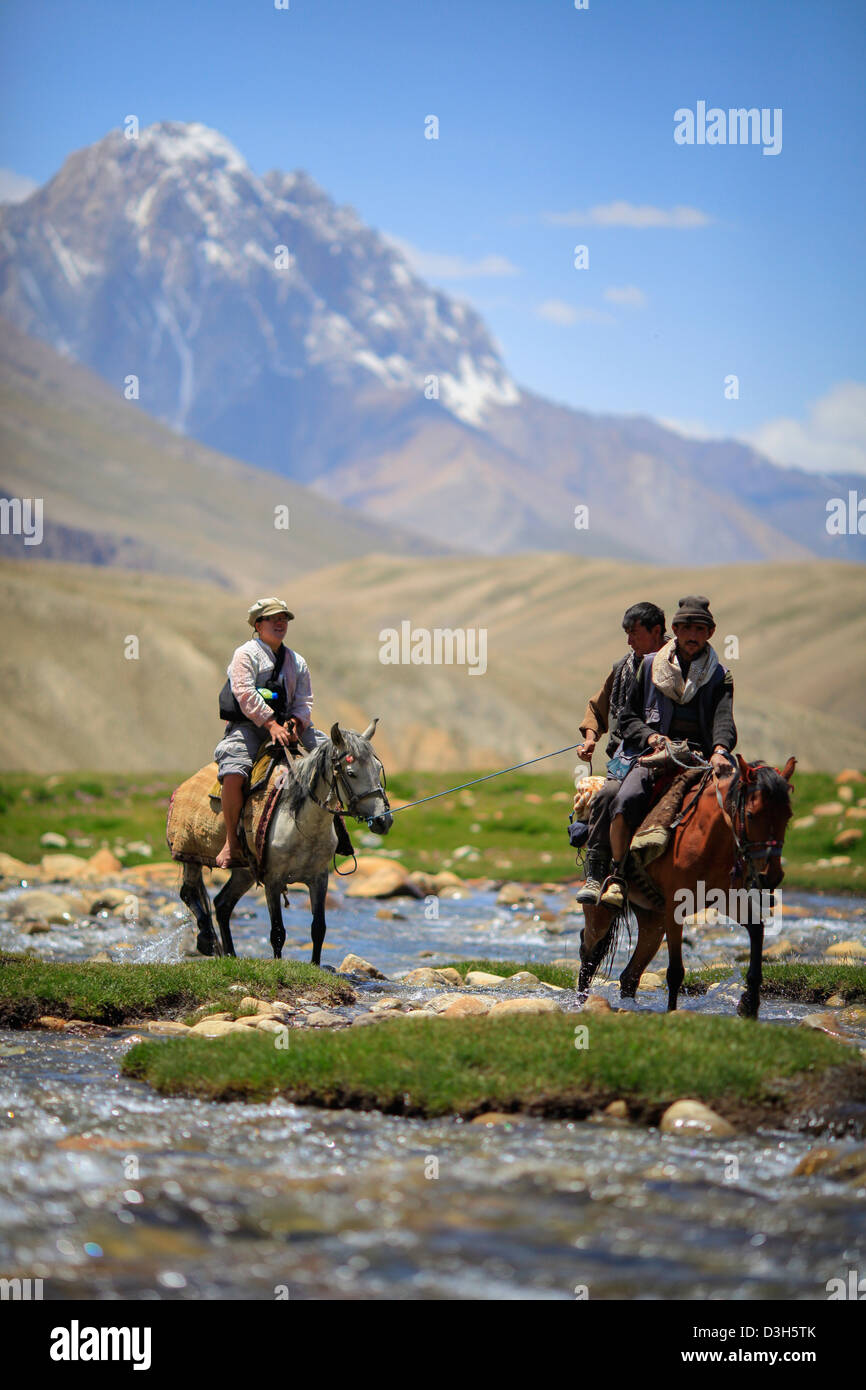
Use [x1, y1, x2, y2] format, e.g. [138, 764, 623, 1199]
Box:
[575, 853, 610, 906]
[600, 866, 627, 910]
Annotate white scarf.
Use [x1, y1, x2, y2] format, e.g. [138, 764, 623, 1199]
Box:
[651, 638, 718, 705]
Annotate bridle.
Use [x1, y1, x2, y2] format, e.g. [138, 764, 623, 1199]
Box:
[712, 763, 787, 889]
[307, 744, 391, 826]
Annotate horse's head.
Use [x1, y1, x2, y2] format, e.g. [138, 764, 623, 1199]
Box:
[330, 719, 393, 835]
[735, 754, 795, 887]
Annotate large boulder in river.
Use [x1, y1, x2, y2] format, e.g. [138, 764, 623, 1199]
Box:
[8, 889, 89, 923]
[39, 853, 92, 881]
[88, 848, 123, 875]
[344, 856, 422, 899]
[442, 995, 491, 1017]
[488, 996, 559, 1017]
[465, 970, 506, 987]
[0, 852, 37, 880]
[337, 953, 387, 980]
[496, 882, 535, 907]
[399, 967, 458, 987]
[408, 869, 463, 895]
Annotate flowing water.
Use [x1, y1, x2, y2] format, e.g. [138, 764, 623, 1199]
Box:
[1, 878, 865, 1300]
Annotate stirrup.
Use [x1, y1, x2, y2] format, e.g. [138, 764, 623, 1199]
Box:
[599, 873, 627, 909]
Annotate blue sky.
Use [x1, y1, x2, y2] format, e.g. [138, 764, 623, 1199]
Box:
[1, 0, 864, 472]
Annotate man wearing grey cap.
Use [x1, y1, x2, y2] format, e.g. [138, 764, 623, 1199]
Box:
[597, 595, 737, 908]
[214, 598, 328, 868]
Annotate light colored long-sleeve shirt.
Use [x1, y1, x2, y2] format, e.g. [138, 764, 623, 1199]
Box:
[226, 638, 314, 729]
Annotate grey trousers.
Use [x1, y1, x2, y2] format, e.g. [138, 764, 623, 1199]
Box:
[587, 765, 657, 854]
[214, 722, 327, 780]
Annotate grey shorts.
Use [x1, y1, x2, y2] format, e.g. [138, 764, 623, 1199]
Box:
[214, 722, 326, 780]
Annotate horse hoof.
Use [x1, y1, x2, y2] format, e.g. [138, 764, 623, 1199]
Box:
[196, 934, 215, 957]
[737, 998, 758, 1019]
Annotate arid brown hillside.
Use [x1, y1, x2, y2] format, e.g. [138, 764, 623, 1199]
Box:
[1, 553, 863, 774]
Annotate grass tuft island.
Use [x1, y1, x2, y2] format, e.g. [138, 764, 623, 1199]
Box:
[0, 953, 354, 1028]
[120, 1011, 866, 1131]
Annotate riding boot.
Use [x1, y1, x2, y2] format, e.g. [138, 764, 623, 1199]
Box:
[575, 851, 610, 905]
[600, 860, 627, 909]
[334, 812, 354, 857]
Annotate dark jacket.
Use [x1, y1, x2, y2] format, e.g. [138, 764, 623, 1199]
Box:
[619, 653, 737, 758]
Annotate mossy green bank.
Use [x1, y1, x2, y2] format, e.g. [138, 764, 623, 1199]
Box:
[121, 1010, 866, 1129]
[0, 954, 353, 1028]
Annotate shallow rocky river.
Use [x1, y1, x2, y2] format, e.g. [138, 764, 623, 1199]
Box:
[1, 877, 865, 1299]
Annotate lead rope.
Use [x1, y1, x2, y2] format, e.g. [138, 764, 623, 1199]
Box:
[388, 743, 583, 814]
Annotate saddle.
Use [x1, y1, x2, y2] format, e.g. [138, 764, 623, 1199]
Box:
[167, 744, 305, 879]
[630, 766, 710, 869]
[206, 744, 294, 802]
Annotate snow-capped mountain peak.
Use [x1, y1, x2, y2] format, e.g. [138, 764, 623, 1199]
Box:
[0, 119, 519, 433]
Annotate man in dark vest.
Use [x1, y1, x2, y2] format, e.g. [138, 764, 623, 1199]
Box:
[575, 602, 666, 905]
[598, 594, 736, 909]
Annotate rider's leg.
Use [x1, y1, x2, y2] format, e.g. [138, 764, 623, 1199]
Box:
[576, 780, 617, 905]
[610, 812, 630, 863]
[216, 773, 247, 867]
[600, 767, 654, 908]
[601, 811, 629, 908]
[213, 724, 266, 868]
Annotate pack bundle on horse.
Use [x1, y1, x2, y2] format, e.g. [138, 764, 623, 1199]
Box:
[578, 753, 795, 1018]
[166, 720, 391, 962]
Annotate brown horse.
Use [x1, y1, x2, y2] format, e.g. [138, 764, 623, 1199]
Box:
[578, 754, 796, 1018]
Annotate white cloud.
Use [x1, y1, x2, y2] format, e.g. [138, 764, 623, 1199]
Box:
[603, 285, 647, 308]
[0, 168, 38, 204]
[536, 300, 614, 325]
[542, 201, 714, 229]
[385, 234, 519, 279]
[657, 417, 721, 441]
[743, 382, 866, 477]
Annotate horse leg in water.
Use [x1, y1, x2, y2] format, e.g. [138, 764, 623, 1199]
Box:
[578, 903, 614, 994]
[738, 899, 765, 1020]
[619, 908, 667, 1003]
[180, 863, 221, 957]
[309, 870, 329, 967]
[213, 867, 254, 958]
[264, 879, 287, 959]
[662, 904, 685, 1012]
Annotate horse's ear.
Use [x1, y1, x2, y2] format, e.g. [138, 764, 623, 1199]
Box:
[736, 754, 754, 783]
[361, 717, 379, 742]
[330, 722, 344, 747]
[780, 756, 796, 782]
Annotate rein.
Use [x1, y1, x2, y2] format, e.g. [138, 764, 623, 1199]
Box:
[711, 765, 785, 888]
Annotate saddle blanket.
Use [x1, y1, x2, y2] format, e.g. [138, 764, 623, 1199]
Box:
[166, 749, 299, 876]
[630, 766, 709, 868]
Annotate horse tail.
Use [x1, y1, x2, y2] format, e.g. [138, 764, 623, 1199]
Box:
[597, 905, 633, 979]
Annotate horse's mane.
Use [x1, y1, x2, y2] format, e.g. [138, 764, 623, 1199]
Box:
[281, 729, 372, 818]
[739, 760, 794, 815]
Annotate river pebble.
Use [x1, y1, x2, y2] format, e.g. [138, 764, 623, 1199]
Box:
[659, 1099, 735, 1137]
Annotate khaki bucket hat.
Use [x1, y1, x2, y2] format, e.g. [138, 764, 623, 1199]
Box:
[247, 597, 294, 627]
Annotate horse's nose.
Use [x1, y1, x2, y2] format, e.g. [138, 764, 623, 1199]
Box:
[369, 812, 392, 835]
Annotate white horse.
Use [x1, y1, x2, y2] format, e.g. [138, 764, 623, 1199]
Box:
[179, 720, 391, 963]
